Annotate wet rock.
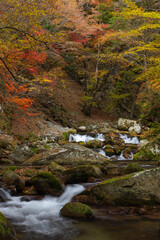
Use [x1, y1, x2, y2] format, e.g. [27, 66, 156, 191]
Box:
[118, 118, 142, 134]
[63, 165, 102, 184]
[78, 126, 87, 132]
[60, 202, 95, 220]
[123, 148, 132, 159]
[84, 167, 160, 206]
[104, 145, 115, 156]
[113, 145, 124, 155]
[105, 132, 124, 146]
[31, 171, 63, 196]
[85, 139, 104, 148]
[0, 212, 17, 239]
[2, 171, 25, 193]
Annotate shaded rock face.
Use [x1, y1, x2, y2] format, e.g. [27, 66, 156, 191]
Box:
[60, 202, 95, 220]
[31, 143, 109, 166]
[2, 171, 25, 193]
[63, 165, 102, 184]
[0, 212, 16, 239]
[31, 171, 63, 196]
[84, 167, 160, 206]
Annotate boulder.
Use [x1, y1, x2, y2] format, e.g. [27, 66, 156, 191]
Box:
[2, 171, 25, 192]
[48, 162, 65, 175]
[122, 163, 144, 174]
[84, 167, 160, 206]
[105, 132, 124, 146]
[9, 145, 34, 163]
[104, 145, 115, 157]
[63, 165, 102, 184]
[117, 118, 142, 134]
[0, 212, 16, 239]
[60, 202, 94, 219]
[123, 148, 132, 159]
[31, 171, 63, 196]
[85, 139, 104, 148]
[105, 163, 120, 175]
[31, 143, 109, 166]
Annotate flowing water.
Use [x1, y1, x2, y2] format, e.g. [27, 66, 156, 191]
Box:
[0, 185, 85, 240]
[69, 133, 105, 143]
[69, 133, 139, 160]
[0, 186, 160, 240]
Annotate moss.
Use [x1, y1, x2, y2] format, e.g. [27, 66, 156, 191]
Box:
[134, 149, 160, 161]
[63, 132, 70, 141]
[99, 173, 135, 185]
[122, 163, 144, 174]
[32, 171, 62, 190]
[25, 169, 34, 177]
[0, 212, 7, 224]
[30, 147, 38, 154]
[61, 202, 94, 219]
[0, 212, 13, 238]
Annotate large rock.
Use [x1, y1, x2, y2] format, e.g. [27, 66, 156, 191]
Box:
[2, 171, 25, 192]
[0, 212, 16, 239]
[60, 202, 94, 219]
[9, 145, 34, 163]
[134, 135, 160, 161]
[31, 143, 109, 166]
[31, 171, 63, 196]
[83, 167, 160, 206]
[48, 162, 66, 175]
[63, 165, 102, 184]
[117, 118, 142, 134]
[105, 132, 124, 146]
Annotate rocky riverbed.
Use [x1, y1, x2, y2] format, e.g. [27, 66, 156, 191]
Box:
[0, 118, 160, 239]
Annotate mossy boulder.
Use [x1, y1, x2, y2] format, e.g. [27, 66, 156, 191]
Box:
[122, 163, 144, 174]
[2, 170, 25, 193]
[0, 212, 16, 239]
[105, 163, 120, 175]
[60, 202, 94, 220]
[85, 139, 103, 148]
[104, 145, 115, 156]
[123, 148, 132, 159]
[63, 165, 102, 184]
[31, 171, 63, 196]
[113, 145, 124, 155]
[48, 162, 65, 175]
[105, 132, 124, 146]
[83, 167, 160, 206]
[31, 143, 109, 166]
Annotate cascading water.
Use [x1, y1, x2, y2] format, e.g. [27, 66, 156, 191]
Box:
[119, 134, 139, 145]
[69, 133, 105, 143]
[0, 184, 85, 240]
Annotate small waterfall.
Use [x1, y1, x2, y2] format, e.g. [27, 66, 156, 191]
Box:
[69, 133, 105, 143]
[117, 151, 133, 160]
[119, 134, 139, 144]
[0, 185, 85, 239]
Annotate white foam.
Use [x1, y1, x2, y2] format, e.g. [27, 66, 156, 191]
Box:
[119, 134, 139, 145]
[0, 184, 85, 237]
[69, 133, 105, 143]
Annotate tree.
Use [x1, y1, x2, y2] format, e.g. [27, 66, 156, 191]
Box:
[0, 0, 64, 114]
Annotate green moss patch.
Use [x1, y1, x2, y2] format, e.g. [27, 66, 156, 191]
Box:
[60, 202, 94, 219]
